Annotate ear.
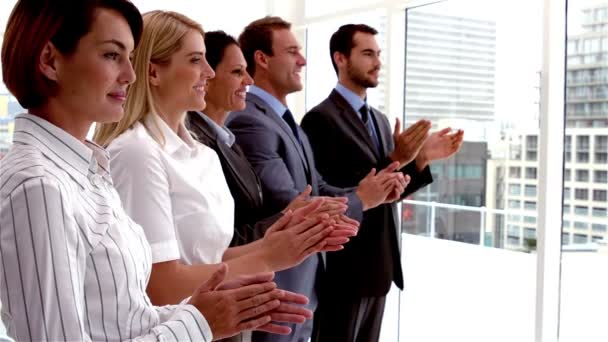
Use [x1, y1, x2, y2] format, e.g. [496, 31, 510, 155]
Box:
[253, 50, 269, 72]
[39, 41, 60, 82]
[333, 51, 347, 70]
[149, 62, 161, 87]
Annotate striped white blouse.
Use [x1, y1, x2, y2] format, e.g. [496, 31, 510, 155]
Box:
[0, 114, 212, 341]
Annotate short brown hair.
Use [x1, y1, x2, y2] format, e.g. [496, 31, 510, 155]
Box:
[238, 16, 291, 77]
[329, 24, 378, 75]
[2, 0, 142, 109]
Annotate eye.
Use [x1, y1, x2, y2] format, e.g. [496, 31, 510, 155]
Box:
[191, 57, 202, 64]
[104, 52, 120, 60]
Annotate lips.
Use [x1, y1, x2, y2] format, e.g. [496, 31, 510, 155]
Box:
[108, 91, 127, 102]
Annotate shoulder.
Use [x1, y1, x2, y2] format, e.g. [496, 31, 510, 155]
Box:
[0, 144, 67, 200]
[227, 105, 273, 132]
[303, 97, 338, 128]
[106, 122, 164, 170]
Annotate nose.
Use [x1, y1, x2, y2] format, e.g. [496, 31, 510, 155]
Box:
[297, 52, 307, 67]
[121, 59, 136, 85]
[243, 70, 254, 86]
[202, 59, 215, 80]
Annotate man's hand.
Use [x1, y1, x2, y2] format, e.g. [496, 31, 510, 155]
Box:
[356, 161, 408, 210]
[389, 118, 431, 168]
[417, 128, 464, 168]
[260, 199, 359, 271]
[254, 291, 313, 335]
[188, 265, 283, 340]
[282, 185, 348, 217]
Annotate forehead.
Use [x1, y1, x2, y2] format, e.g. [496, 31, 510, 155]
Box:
[271, 28, 299, 48]
[87, 8, 135, 50]
[221, 44, 246, 64]
[177, 30, 206, 53]
[352, 32, 380, 51]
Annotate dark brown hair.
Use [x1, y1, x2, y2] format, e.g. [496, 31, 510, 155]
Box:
[2, 0, 143, 109]
[238, 16, 291, 77]
[329, 24, 378, 75]
[204, 30, 239, 71]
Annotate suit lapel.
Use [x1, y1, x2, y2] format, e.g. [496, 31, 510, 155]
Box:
[329, 90, 380, 161]
[247, 93, 310, 173]
[187, 112, 261, 204]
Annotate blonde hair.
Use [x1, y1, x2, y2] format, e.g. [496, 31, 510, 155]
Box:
[94, 10, 204, 147]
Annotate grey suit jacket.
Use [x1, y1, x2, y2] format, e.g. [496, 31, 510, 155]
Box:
[226, 92, 363, 221]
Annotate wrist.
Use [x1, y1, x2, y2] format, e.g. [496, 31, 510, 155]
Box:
[256, 241, 279, 271]
[415, 152, 429, 171]
[355, 188, 370, 211]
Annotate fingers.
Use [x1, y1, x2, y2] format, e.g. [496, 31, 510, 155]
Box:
[336, 214, 359, 227]
[255, 322, 292, 335]
[266, 210, 294, 234]
[292, 198, 324, 219]
[219, 271, 276, 290]
[278, 291, 309, 305]
[237, 298, 282, 322]
[230, 281, 277, 301]
[236, 315, 273, 332]
[196, 263, 228, 292]
[436, 127, 452, 137]
[300, 223, 334, 251]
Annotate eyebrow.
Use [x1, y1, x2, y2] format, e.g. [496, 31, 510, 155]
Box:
[187, 52, 205, 57]
[100, 39, 127, 51]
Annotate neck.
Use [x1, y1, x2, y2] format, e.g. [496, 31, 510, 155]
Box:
[338, 76, 367, 99]
[153, 98, 184, 133]
[29, 101, 92, 142]
[203, 101, 229, 126]
[253, 76, 288, 106]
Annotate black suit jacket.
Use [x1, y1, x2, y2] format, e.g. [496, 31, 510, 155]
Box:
[186, 111, 279, 246]
[301, 90, 433, 297]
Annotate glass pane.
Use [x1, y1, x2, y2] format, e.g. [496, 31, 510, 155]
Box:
[401, 0, 541, 340]
[561, 1, 608, 341]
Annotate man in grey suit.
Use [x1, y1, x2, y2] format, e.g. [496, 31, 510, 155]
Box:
[226, 17, 408, 342]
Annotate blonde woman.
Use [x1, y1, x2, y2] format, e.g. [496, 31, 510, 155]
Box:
[94, 11, 357, 336]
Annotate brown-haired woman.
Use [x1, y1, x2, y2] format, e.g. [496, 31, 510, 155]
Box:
[0, 1, 303, 341]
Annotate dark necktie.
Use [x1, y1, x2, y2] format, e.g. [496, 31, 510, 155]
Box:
[282, 109, 300, 142]
[360, 104, 381, 153]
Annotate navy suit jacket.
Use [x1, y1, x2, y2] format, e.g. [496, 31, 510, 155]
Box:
[301, 89, 433, 297]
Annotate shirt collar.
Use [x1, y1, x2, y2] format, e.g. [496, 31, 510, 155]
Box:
[248, 85, 288, 118]
[335, 82, 367, 119]
[11, 113, 113, 187]
[196, 111, 235, 147]
[144, 113, 197, 157]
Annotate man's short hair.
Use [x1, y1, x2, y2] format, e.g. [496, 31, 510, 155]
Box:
[238, 16, 291, 77]
[329, 24, 378, 75]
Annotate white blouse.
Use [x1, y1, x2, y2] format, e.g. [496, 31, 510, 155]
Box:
[0, 114, 212, 341]
[107, 114, 235, 265]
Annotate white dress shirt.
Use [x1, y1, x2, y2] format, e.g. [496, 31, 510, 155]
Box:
[0, 114, 212, 341]
[107, 114, 234, 265]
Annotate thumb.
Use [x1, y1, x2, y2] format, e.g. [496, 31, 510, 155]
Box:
[364, 168, 377, 179]
[196, 263, 228, 293]
[378, 161, 400, 174]
[393, 117, 401, 137]
[298, 185, 312, 198]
